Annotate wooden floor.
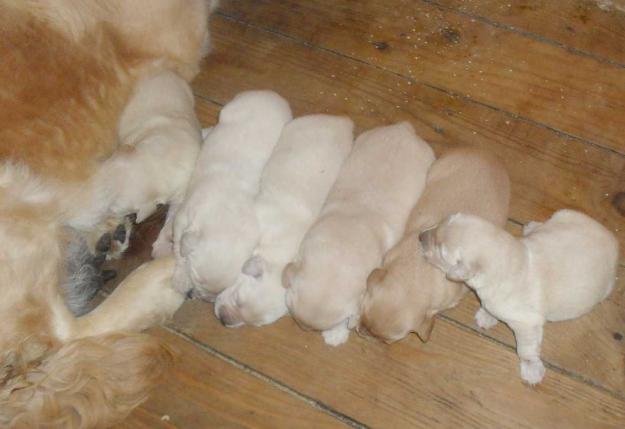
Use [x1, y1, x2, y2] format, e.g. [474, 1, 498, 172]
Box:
[114, 1, 625, 427]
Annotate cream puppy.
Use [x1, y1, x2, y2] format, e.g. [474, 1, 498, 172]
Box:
[68, 71, 202, 231]
[214, 115, 354, 327]
[420, 209, 618, 385]
[360, 147, 510, 343]
[173, 91, 292, 300]
[284, 122, 435, 346]
[152, 126, 215, 259]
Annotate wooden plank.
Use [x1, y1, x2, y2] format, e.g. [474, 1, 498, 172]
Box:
[216, 0, 625, 154]
[193, 17, 625, 258]
[445, 265, 625, 396]
[116, 327, 346, 429]
[434, 0, 625, 66]
[171, 301, 625, 429]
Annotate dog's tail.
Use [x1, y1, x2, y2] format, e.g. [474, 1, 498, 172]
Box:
[0, 332, 174, 428]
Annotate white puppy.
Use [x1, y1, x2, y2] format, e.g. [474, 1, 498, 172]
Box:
[214, 115, 354, 327]
[69, 71, 201, 231]
[152, 126, 214, 259]
[420, 209, 618, 385]
[172, 90, 292, 300]
[284, 122, 435, 346]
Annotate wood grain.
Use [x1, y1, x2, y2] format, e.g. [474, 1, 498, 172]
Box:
[193, 17, 625, 258]
[115, 327, 347, 429]
[434, 0, 625, 66]
[217, 0, 625, 154]
[445, 267, 625, 396]
[170, 301, 625, 429]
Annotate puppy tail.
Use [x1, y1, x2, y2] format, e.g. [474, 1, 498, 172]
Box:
[0, 332, 174, 428]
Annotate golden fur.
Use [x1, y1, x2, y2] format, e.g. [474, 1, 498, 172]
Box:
[0, 0, 215, 426]
[359, 147, 511, 343]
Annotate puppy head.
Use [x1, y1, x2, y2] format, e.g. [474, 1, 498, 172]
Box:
[419, 213, 491, 282]
[359, 263, 435, 343]
[214, 256, 288, 327]
[359, 268, 412, 343]
[283, 257, 354, 332]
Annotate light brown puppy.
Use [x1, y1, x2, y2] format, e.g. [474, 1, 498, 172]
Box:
[0, 1, 215, 427]
[360, 147, 510, 343]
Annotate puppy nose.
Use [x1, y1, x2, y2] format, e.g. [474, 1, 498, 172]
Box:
[217, 306, 242, 328]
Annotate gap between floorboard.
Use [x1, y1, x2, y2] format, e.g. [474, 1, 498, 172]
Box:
[213, 9, 625, 158]
[421, 0, 625, 71]
[162, 324, 370, 429]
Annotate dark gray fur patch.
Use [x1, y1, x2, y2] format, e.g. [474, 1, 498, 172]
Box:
[62, 235, 104, 316]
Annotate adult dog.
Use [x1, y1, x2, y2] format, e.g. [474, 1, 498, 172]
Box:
[0, 0, 214, 427]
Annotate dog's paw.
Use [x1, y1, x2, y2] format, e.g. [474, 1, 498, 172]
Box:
[520, 359, 545, 385]
[523, 221, 543, 236]
[475, 308, 498, 330]
[322, 324, 350, 347]
[90, 217, 133, 261]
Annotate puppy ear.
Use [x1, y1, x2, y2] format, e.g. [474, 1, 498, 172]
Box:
[242, 255, 264, 279]
[446, 261, 473, 282]
[415, 315, 435, 342]
[366, 268, 387, 289]
[282, 262, 297, 289]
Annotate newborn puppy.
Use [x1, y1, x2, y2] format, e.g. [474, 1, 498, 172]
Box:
[69, 71, 202, 231]
[284, 122, 435, 346]
[172, 91, 292, 300]
[152, 126, 214, 259]
[214, 115, 354, 327]
[360, 147, 510, 343]
[421, 210, 618, 385]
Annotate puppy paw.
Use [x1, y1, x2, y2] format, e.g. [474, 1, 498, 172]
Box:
[475, 308, 498, 330]
[520, 359, 545, 385]
[89, 217, 133, 261]
[322, 324, 350, 346]
[523, 221, 543, 236]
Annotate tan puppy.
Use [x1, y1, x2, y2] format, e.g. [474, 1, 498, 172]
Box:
[360, 147, 510, 343]
[421, 210, 618, 385]
[284, 122, 435, 346]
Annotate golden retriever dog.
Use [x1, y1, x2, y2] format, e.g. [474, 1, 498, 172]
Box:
[0, 0, 215, 426]
[359, 147, 510, 343]
[284, 122, 435, 346]
[420, 210, 618, 385]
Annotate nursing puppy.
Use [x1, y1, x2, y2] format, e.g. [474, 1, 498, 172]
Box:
[103, 70, 201, 223]
[421, 209, 618, 385]
[214, 115, 354, 327]
[172, 91, 292, 300]
[70, 70, 201, 248]
[284, 122, 435, 346]
[360, 147, 510, 343]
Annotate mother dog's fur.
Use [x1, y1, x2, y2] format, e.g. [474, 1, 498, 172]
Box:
[0, 0, 214, 426]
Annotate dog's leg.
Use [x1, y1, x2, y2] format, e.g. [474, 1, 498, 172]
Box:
[509, 321, 545, 385]
[475, 307, 499, 330]
[71, 257, 184, 339]
[322, 319, 350, 346]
